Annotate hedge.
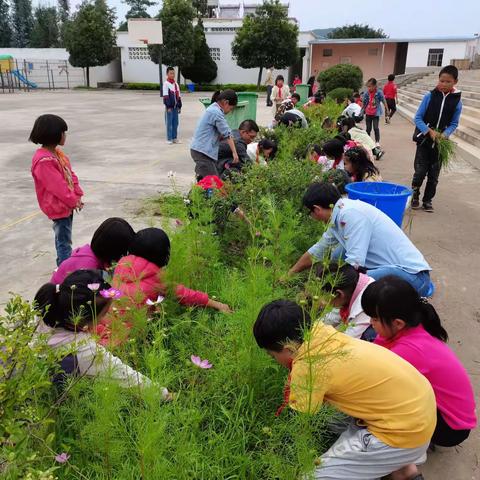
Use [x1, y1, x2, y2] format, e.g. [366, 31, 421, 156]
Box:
[327, 87, 354, 102]
[318, 64, 363, 93]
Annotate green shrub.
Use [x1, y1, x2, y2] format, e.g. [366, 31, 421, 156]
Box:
[125, 82, 267, 92]
[326, 87, 353, 102]
[318, 64, 363, 93]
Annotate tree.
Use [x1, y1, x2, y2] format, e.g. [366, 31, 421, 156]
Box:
[328, 23, 387, 39]
[11, 0, 34, 47]
[0, 0, 13, 47]
[232, 0, 298, 89]
[118, 0, 156, 31]
[30, 6, 60, 48]
[148, 0, 195, 78]
[317, 64, 363, 93]
[65, 0, 117, 87]
[58, 0, 70, 45]
[182, 20, 217, 84]
[191, 0, 207, 18]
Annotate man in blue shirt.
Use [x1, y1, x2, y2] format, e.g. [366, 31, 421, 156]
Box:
[288, 183, 432, 296]
[191, 89, 240, 180]
[411, 65, 462, 213]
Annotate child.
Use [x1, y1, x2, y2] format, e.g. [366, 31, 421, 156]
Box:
[253, 300, 435, 480]
[321, 139, 345, 170]
[340, 117, 383, 160]
[34, 269, 169, 397]
[383, 74, 398, 123]
[362, 78, 390, 147]
[191, 89, 239, 181]
[315, 262, 376, 340]
[292, 74, 302, 90]
[341, 97, 363, 121]
[51, 217, 135, 284]
[344, 146, 382, 182]
[264, 66, 274, 107]
[411, 65, 462, 213]
[30, 114, 84, 266]
[247, 139, 278, 164]
[362, 276, 477, 447]
[271, 75, 290, 116]
[163, 66, 182, 145]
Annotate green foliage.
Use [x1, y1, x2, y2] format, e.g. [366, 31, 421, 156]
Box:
[0, 0, 13, 47]
[318, 64, 363, 94]
[182, 20, 218, 84]
[328, 23, 388, 39]
[11, 0, 34, 47]
[30, 6, 60, 48]
[435, 133, 456, 169]
[125, 82, 268, 92]
[326, 87, 353, 102]
[232, 0, 298, 87]
[57, 0, 70, 46]
[191, 0, 207, 17]
[64, 0, 117, 87]
[148, 0, 195, 71]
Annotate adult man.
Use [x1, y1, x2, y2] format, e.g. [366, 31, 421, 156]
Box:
[288, 183, 432, 296]
[264, 67, 274, 107]
[217, 119, 259, 175]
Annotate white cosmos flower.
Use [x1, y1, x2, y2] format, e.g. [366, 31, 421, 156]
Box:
[146, 295, 165, 306]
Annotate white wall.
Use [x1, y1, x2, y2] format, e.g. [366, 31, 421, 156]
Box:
[405, 41, 468, 70]
[0, 48, 121, 87]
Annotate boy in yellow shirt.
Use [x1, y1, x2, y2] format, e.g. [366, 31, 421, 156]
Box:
[253, 300, 436, 480]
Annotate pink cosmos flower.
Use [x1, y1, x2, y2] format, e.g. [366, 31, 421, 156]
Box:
[190, 355, 213, 369]
[87, 283, 100, 291]
[99, 288, 122, 299]
[175, 219, 183, 226]
[255, 231, 261, 237]
[146, 295, 165, 306]
[55, 452, 70, 463]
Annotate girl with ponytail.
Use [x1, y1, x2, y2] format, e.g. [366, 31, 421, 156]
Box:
[362, 275, 476, 447]
[34, 269, 170, 398]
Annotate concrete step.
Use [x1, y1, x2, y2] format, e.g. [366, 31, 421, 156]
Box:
[402, 85, 480, 109]
[398, 91, 480, 130]
[412, 83, 480, 100]
[396, 103, 480, 170]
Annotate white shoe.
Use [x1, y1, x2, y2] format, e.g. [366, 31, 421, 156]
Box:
[173, 139, 181, 144]
[166, 140, 173, 145]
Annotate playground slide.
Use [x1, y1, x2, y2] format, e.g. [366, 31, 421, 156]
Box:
[11, 70, 37, 88]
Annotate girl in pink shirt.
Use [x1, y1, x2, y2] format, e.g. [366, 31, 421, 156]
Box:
[362, 276, 477, 447]
[30, 115, 84, 266]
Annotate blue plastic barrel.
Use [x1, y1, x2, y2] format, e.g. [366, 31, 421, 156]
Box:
[187, 83, 195, 93]
[345, 182, 412, 227]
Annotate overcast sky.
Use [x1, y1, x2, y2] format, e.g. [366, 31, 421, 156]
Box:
[61, 0, 479, 37]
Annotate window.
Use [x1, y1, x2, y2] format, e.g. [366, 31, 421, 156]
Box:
[210, 47, 221, 61]
[211, 27, 237, 32]
[128, 47, 150, 61]
[368, 48, 378, 56]
[427, 48, 444, 67]
[340, 57, 352, 64]
[323, 48, 333, 57]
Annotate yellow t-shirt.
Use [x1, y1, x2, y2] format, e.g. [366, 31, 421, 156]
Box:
[289, 323, 436, 448]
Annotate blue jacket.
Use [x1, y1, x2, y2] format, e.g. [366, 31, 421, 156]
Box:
[362, 89, 385, 117]
[415, 91, 462, 138]
[163, 81, 182, 110]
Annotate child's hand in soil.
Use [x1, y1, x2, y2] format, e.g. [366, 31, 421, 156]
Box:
[208, 299, 233, 313]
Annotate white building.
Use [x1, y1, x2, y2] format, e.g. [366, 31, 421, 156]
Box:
[117, 1, 316, 86]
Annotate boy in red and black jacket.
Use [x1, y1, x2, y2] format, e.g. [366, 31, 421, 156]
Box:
[163, 66, 182, 145]
[411, 66, 462, 212]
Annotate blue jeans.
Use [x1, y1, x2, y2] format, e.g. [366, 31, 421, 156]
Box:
[165, 108, 179, 141]
[52, 215, 73, 266]
[367, 267, 431, 297]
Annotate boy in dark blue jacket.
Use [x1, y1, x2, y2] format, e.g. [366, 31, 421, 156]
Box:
[411, 66, 462, 212]
[163, 66, 182, 144]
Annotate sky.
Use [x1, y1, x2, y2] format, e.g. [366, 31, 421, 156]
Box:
[40, 0, 480, 37]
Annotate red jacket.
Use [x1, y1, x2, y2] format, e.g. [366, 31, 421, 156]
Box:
[31, 148, 83, 220]
[383, 81, 397, 100]
[112, 255, 209, 307]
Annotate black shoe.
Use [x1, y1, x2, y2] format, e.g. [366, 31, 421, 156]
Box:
[411, 198, 420, 209]
[422, 202, 434, 213]
[376, 149, 385, 160]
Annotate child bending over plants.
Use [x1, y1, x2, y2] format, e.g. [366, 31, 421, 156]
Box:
[313, 261, 376, 340]
[343, 146, 382, 182]
[253, 299, 435, 480]
[96, 228, 231, 344]
[34, 269, 170, 397]
[362, 276, 477, 448]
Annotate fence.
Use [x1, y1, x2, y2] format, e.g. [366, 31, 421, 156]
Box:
[0, 58, 87, 93]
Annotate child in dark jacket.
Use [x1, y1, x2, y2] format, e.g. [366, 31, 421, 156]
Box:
[163, 66, 182, 144]
[411, 66, 462, 213]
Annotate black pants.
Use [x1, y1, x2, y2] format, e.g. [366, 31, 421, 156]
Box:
[386, 98, 396, 117]
[266, 85, 273, 106]
[191, 149, 219, 181]
[431, 409, 471, 447]
[365, 115, 380, 142]
[411, 143, 441, 203]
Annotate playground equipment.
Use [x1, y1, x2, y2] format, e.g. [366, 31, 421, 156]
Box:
[11, 70, 37, 89]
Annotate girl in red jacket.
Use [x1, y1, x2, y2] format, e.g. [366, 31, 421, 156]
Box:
[96, 228, 231, 345]
[30, 114, 84, 266]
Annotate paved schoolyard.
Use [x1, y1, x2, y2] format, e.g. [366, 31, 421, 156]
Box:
[0, 89, 478, 479]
